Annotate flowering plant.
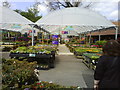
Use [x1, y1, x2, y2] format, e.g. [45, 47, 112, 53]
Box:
[28, 81, 79, 90]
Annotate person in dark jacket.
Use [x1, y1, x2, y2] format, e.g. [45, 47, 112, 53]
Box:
[94, 40, 120, 90]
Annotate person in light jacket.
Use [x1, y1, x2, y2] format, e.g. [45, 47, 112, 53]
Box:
[94, 40, 120, 90]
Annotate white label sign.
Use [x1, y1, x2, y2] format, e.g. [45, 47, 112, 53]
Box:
[29, 54, 36, 57]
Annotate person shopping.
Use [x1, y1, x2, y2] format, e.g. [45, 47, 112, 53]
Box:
[94, 40, 120, 90]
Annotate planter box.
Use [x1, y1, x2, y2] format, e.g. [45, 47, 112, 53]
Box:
[9, 52, 56, 58]
[9, 52, 55, 70]
[75, 56, 84, 59]
[90, 63, 96, 70]
[82, 53, 99, 69]
[37, 64, 49, 70]
[82, 55, 92, 68]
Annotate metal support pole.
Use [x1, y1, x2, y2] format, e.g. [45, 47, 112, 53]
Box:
[59, 26, 60, 35]
[84, 33, 86, 38]
[79, 34, 81, 40]
[84, 33, 86, 43]
[8, 31, 10, 37]
[42, 32, 44, 44]
[8, 31, 10, 42]
[80, 34, 82, 39]
[89, 32, 91, 43]
[115, 27, 118, 40]
[99, 30, 101, 41]
[31, 25, 34, 46]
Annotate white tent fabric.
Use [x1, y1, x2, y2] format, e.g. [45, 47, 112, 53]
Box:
[0, 6, 34, 24]
[0, 6, 36, 46]
[21, 28, 40, 36]
[36, 7, 115, 26]
[41, 25, 103, 35]
[36, 7, 115, 35]
[74, 26, 102, 33]
[52, 31, 79, 36]
[50, 26, 79, 36]
[0, 23, 33, 32]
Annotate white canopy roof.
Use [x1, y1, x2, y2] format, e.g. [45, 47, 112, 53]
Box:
[41, 25, 105, 35]
[0, 23, 33, 32]
[36, 7, 115, 26]
[36, 7, 115, 35]
[50, 26, 79, 36]
[0, 6, 34, 24]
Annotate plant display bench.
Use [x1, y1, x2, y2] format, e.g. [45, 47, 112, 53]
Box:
[82, 53, 100, 70]
[90, 59, 98, 70]
[82, 54, 92, 68]
[9, 51, 56, 70]
[74, 51, 85, 59]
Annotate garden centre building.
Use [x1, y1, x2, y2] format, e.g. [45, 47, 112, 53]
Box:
[0, 6, 119, 89]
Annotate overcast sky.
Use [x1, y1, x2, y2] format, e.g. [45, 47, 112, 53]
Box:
[0, 0, 119, 21]
[90, 1, 119, 21]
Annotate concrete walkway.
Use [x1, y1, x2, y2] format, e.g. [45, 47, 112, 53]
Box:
[58, 44, 73, 55]
[0, 52, 10, 59]
[38, 44, 94, 88]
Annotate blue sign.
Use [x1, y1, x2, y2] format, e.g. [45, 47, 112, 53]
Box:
[52, 35, 58, 39]
[52, 41, 58, 44]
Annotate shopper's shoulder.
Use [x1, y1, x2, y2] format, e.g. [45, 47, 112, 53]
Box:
[100, 55, 109, 59]
[100, 55, 120, 60]
[99, 55, 112, 61]
[100, 55, 114, 58]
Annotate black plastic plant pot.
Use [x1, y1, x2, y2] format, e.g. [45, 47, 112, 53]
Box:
[51, 51, 56, 55]
[37, 65, 50, 70]
[9, 53, 51, 59]
[49, 63, 54, 68]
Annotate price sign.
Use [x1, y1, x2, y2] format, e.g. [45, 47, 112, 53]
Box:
[52, 41, 59, 44]
[29, 54, 36, 57]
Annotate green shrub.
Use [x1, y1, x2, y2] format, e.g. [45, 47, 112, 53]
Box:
[2, 58, 38, 89]
[95, 40, 107, 45]
[2, 47, 12, 51]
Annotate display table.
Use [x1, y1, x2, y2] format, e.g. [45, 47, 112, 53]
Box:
[10, 53, 51, 58]
[82, 53, 100, 70]
[0, 45, 14, 47]
[9, 51, 56, 69]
